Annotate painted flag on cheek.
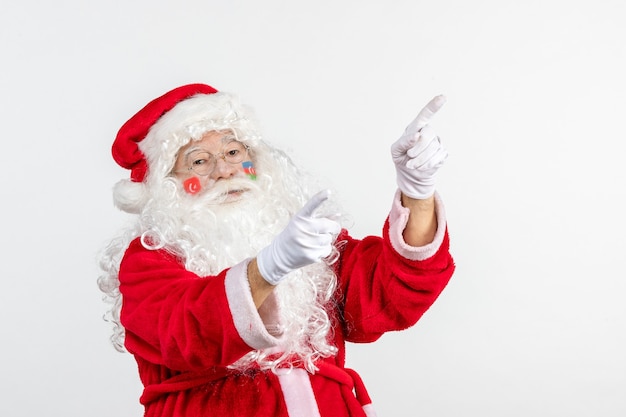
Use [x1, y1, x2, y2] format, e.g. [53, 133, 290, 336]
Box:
[242, 161, 257, 180]
[183, 176, 202, 194]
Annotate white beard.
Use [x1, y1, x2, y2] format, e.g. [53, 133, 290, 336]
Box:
[139, 172, 339, 372]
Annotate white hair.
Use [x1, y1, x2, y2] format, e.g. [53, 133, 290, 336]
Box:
[99, 91, 346, 373]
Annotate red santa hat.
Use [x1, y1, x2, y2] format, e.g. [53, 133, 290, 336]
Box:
[111, 83, 260, 213]
[112, 83, 218, 183]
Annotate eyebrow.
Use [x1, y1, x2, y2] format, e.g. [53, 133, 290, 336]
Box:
[220, 134, 238, 143]
[182, 146, 205, 158]
[182, 134, 239, 157]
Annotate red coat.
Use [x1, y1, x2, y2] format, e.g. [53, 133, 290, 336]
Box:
[119, 192, 455, 417]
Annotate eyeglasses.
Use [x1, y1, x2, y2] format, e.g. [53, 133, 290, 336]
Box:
[180, 140, 250, 177]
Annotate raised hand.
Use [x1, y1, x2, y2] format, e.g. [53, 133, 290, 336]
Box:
[391, 95, 448, 199]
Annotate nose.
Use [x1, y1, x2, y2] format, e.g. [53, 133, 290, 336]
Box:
[210, 157, 238, 181]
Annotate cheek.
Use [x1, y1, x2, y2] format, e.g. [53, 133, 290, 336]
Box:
[199, 175, 217, 190]
[183, 177, 202, 194]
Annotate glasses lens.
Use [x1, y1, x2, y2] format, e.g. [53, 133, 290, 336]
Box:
[223, 141, 248, 164]
[188, 151, 215, 176]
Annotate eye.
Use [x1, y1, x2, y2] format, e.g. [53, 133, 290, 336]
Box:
[193, 157, 208, 166]
[223, 142, 246, 160]
[225, 148, 240, 157]
[188, 151, 212, 167]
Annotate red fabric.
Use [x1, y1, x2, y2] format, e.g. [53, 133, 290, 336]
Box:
[313, 362, 372, 416]
[336, 220, 453, 343]
[118, 222, 454, 416]
[112, 83, 218, 182]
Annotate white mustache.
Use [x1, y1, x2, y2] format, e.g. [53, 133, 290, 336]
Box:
[197, 175, 259, 205]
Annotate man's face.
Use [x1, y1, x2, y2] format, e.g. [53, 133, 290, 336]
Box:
[172, 130, 253, 200]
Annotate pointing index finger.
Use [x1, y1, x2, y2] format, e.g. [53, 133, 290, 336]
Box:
[404, 94, 447, 134]
[300, 189, 331, 217]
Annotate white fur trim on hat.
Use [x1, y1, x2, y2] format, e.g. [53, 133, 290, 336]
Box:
[139, 92, 262, 189]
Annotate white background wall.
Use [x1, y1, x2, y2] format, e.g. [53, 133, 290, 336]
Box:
[1, 1, 624, 416]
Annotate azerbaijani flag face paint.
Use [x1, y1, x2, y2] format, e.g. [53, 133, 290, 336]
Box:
[183, 176, 202, 194]
[242, 161, 257, 180]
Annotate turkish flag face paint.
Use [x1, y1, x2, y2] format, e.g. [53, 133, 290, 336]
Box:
[183, 176, 202, 194]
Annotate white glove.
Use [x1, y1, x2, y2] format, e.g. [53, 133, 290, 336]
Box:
[256, 190, 341, 285]
[391, 95, 448, 199]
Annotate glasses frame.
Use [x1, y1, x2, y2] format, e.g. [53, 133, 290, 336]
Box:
[177, 140, 251, 177]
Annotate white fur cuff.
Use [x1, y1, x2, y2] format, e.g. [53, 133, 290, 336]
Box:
[224, 259, 283, 350]
[388, 189, 447, 261]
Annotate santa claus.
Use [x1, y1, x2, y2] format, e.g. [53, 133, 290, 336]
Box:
[98, 83, 455, 417]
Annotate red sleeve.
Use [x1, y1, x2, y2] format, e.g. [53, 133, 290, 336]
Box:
[118, 238, 281, 372]
[336, 193, 455, 343]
